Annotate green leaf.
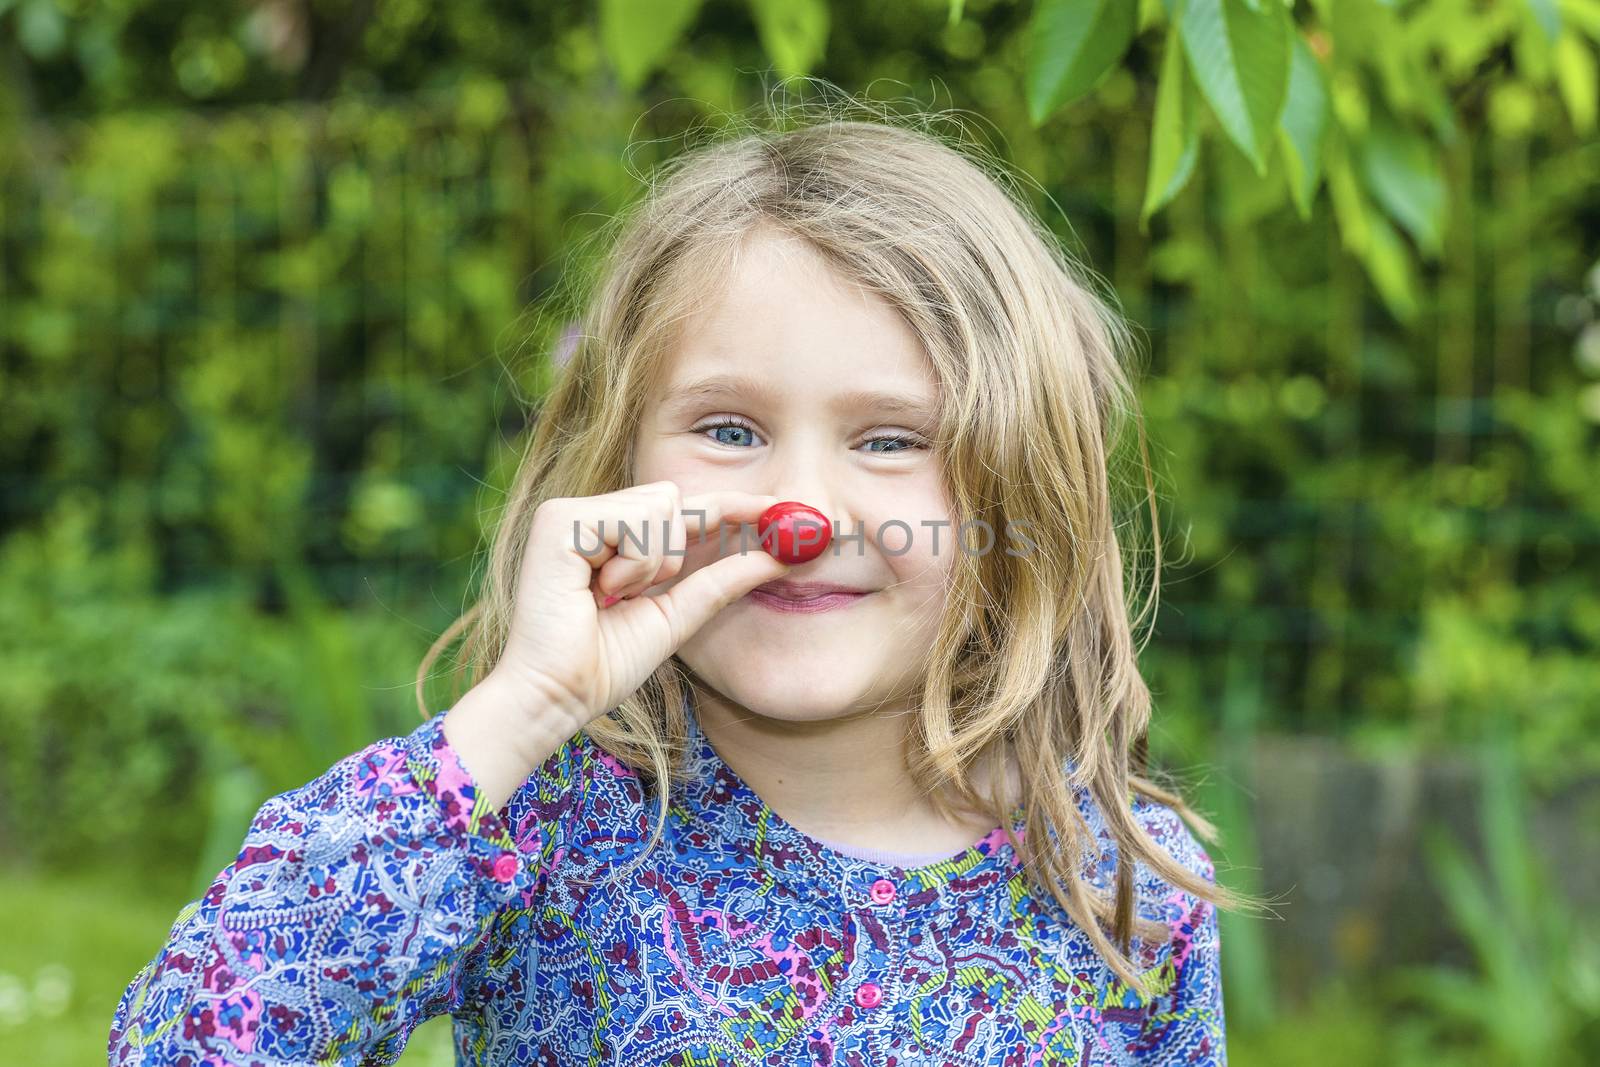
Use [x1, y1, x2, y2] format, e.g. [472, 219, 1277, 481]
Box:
[750, 0, 830, 78]
[1477, 742, 1543, 956]
[1357, 112, 1446, 259]
[1531, 0, 1563, 42]
[600, 0, 705, 89]
[1362, 206, 1419, 323]
[1325, 138, 1369, 255]
[1422, 827, 1501, 971]
[1277, 32, 1330, 219]
[1328, 135, 1416, 322]
[1389, 965, 1494, 1025]
[1563, 0, 1600, 43]
[1142, 26, 1202, 226]
[16, 0, 66, 60]
[1026, 0, 1139, 124]
[1555, 31, 1599, 132]
[1179, 0, 1291, 174]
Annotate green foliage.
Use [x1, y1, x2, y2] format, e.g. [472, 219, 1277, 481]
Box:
[1022, 0, 1600, 318]
[1390, 737, 1600, 1064]
[1407, 589, 1600, 790]
[1358, 108, 1445, 259]
[1142, 23, 1202, 225]
[1227, 978, 1455, 1066]
[750, 0, 831, 79]
[1026, 0, 1138, 122]
[1179, 0, 1291, 175]
[4, 1, 1595, 324]
[1277, 31, 1329, 218]
[0, 497, 439, 877]
[602, 0, 707, 89]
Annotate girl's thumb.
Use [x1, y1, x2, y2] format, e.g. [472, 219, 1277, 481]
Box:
[659, 549, 791, 644]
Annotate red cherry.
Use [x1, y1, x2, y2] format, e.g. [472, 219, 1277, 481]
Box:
[757, 501, 832, 564]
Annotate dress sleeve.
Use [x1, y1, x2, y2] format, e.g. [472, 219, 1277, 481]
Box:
[107, 709, 586, 1065]
[1118, 795, 1228, 1066]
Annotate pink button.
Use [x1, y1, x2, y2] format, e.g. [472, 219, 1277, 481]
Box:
[491, 852, 519, 882]
[869, 878, 896, 905]
[854, 982, 882, 1009]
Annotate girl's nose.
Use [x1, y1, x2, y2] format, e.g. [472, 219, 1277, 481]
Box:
[769, 487, 847, 540]
[767, 458, 851, 553]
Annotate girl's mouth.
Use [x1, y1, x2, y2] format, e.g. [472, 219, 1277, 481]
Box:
[745, 589, 870, 614]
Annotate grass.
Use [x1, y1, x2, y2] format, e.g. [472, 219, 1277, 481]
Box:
[1227, 978, 1474, 1067]
[0, 863, 454, 1065]
[1, 864, 193, 1064]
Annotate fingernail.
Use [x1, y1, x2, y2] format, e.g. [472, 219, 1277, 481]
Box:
[602, 594, 620, 607]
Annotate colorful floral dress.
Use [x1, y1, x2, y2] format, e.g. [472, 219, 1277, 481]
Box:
[109, 697, 1226, 1065]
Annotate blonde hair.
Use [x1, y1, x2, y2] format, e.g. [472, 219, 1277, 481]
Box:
[418, 82, 1269, 996]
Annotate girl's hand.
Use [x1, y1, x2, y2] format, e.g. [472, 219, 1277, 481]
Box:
[487, 481, 791, 736]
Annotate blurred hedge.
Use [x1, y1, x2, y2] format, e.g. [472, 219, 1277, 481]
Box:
[1, 6, 1597, 880]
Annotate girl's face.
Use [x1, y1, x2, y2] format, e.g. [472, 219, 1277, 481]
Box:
[634, 226, 954, 724]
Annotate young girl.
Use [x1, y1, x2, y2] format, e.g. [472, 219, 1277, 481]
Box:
[110, 99, 1259, 1065]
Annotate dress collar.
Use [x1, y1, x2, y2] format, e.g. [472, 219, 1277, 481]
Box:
[672, 689, 1029, 915]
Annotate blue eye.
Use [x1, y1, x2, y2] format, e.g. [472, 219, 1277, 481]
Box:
[693, 417, 929, 453]
[698, 417, 763, 447]
[862, 433, 926, 454]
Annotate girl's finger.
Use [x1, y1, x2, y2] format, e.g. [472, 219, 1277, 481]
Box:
[676, 491, 783, 543]
[652, 544, 793, 643]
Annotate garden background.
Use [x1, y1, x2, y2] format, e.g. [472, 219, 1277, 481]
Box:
[2, 0, 1598, 1063]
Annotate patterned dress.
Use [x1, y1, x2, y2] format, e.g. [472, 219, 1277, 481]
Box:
[109, 695, 1226, 1065]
